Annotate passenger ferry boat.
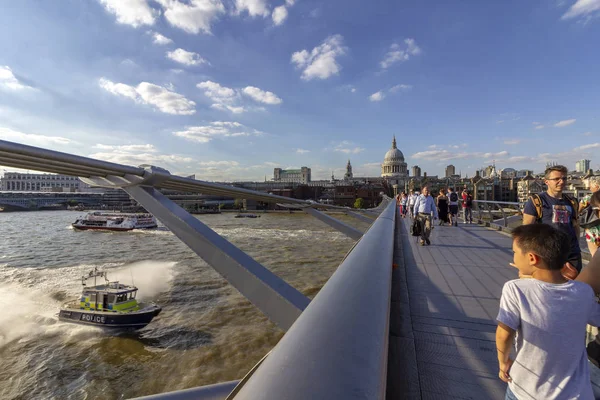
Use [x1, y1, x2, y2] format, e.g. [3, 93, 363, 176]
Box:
[72, 212, 158, 231]
[58, 267, 161, 329]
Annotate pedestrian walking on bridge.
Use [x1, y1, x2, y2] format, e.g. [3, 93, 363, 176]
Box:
[413, 186, 439, 246]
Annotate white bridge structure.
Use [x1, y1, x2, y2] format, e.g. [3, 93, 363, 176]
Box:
[0, 139, 394, 400]
[3, 139, 597, 399]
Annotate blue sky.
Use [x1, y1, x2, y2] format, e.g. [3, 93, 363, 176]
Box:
[0, 0, 599, 181]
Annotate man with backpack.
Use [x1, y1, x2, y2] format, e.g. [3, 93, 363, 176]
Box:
[462, 189, 473, 224]
[447, 187, 459, 226]
[523, 165, 582, 272]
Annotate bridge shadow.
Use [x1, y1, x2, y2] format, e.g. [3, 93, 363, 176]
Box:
[390, 219, 600, 399]
[389, 216, 511, 399]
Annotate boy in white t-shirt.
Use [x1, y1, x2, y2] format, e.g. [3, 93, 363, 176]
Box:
[497, 224, 600, 399]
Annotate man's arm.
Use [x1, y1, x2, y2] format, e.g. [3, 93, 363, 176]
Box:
[573, 218, 580, 239]
[413, 197, 420, 216]
[576, 248, 600, 294]
[522, 199, 537, 225]
[496, 322, 515, 383]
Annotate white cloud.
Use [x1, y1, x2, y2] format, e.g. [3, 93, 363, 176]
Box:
[535, 125, 545, 130]
[173, 121, 261, 143]
[198, 81, 281, 112]
[93, 144, 155, 152]
[0, 66, 33, 91]
[285, 0, 296, 5]
[272, 5, 288, 25]
[242, 86, 282, 105]
[554, 118, 576, 127]
[562, 0, 600, 20]
[197, 80, 238, 103]
[369, 91, 385, 102]
[389, 84, 412, 93]
[99, 78, 196, 115]
[296, 148, 310, 154]
[574, 143, 600, 151]
[167, 48, 208, 66]
[504, 139, 521, 145]
[351, 87, 356, 93]
[0, 127, 72, 147]
[583, 131, 594, 136]
[199, 160, 240, 167]
[98, 0, 157, 28]
[369, 84, 411, 102]
[156, 0, 226, 35]
[333, 141, 365, 154]
[411, 149, 509, 162]
[235, 0, 270, 17]
[90, 143, 193, 166]
[98, 78, 139, 100]
[380, 38, 421, 69]
[211, 104, 247, 114]
[150, 31, 173, 45]
[291, 35, 347, 81]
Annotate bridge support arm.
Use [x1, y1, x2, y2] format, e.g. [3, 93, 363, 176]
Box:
[123, 185, 310, 331]
[344, 210, 375, 224]
[303, 207, 364, 241]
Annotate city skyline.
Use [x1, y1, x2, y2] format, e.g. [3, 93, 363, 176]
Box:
[1, 1, 599, 181]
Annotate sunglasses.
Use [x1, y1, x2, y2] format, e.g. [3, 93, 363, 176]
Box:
[546, 176, 567, 182]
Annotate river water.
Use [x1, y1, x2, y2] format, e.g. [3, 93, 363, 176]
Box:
[0, 210, 369, 400]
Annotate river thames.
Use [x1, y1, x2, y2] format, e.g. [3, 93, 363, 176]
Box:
[0, 210, 369, 400]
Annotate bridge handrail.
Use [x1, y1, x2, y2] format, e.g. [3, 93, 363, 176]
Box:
[0, 139, 363, 211]
[229, 200, 396, 399]
[471, 199, 522, 206]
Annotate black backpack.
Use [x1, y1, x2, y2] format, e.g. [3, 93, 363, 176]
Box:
[449, 192, 458, 202]
[466, 195, 473, 207]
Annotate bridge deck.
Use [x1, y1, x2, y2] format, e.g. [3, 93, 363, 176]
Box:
[387, 215, 600, 399]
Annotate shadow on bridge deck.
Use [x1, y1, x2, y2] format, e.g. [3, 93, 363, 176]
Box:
[387, 214, 600, 400]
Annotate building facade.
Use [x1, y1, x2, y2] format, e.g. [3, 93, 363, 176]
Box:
[445, 165, 455, 178]
[576, 159, 591, 173]
[412, 165, 421, 177]
[344, 160, 353, 180]
[381, 136, 408, 190]
[273, 167, 311, 184]
[1, 172, 83, 192]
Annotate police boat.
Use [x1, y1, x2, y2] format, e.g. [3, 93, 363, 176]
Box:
[58, 267, 161, 329]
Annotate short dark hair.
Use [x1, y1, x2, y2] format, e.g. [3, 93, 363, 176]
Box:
[511, 224, 569, 270]
[544, 165, 568, 179]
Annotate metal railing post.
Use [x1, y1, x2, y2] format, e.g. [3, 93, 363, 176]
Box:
[483, 202, 492, 222]
[497, 202, 508, 227]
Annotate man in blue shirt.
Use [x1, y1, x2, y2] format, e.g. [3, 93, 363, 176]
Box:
[413, 185, 439, 246]
[523, 165, 581, 271]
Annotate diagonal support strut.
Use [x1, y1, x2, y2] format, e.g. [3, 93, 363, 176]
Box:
[303, 207, 364, 241]
[123, 185, 310, 331]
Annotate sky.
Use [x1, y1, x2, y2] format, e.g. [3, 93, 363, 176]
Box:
[0, 0, 599, 181]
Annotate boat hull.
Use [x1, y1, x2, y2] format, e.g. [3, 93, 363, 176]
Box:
[71, 224, 134, 231]
[71, 223, 158, 231]
[58, 306, 161, 329]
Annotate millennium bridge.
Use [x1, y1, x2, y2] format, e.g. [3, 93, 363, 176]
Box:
[1, 139, 598, 400]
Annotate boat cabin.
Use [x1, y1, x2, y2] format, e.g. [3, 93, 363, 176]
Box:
[79, 282, 140, 312]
